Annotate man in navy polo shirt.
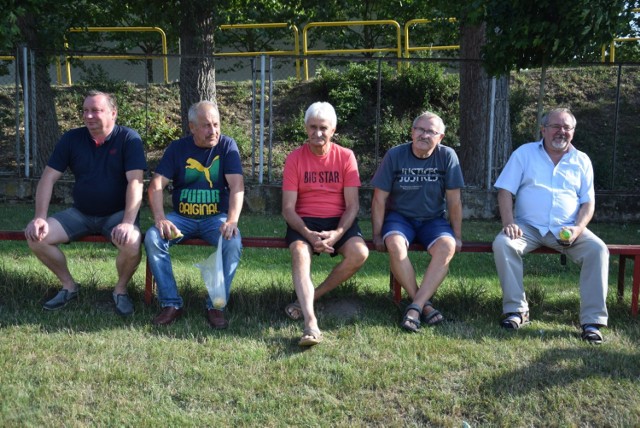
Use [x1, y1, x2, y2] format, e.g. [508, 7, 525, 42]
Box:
[25, 90, 147, 316]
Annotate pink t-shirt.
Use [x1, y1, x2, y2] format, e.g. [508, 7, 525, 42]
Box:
[283, 142, 361, 218]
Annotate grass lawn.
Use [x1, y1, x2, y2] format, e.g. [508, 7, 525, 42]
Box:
[1, 203, 640, 426]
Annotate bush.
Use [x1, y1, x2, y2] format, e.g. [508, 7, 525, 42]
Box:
[117, 103, 181, 150]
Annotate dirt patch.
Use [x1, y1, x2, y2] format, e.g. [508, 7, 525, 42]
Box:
[319, 297, 366, 321]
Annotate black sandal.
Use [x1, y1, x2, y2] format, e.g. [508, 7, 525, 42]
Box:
[500, 311, 530, 329]
[581, 324, 603, 344]
[401, 303, 423, 333]
[421, 300, 444, 325]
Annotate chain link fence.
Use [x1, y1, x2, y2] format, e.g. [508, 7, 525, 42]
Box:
[1, 51, 638, 192]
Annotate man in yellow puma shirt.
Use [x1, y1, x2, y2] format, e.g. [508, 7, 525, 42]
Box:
[145, 101, 244, 329]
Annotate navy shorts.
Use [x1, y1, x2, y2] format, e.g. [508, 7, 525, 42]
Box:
[285, 217, 364, 257]
[382, 211, 454, 249]
[51, 207, 139, 242]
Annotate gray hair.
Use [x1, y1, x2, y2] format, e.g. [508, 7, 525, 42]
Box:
[304, 102, 337, 129]
[412, 111, 446, 133]
[542, 107, 577, 127]
[188, 100, 219, 123]
[86, 90, 117, 111]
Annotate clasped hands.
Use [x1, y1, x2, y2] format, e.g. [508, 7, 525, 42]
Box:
[308, 230, 338, 254]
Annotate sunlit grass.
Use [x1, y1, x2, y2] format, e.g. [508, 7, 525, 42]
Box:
[1, 204, 639, 425]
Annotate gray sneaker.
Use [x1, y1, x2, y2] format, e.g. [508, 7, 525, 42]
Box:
[113, 292, 134, 316]
[43, 288, 79, 310]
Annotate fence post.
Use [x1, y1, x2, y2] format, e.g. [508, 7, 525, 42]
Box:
[611, 64, 622, 190]
[20, 45, 30, 178]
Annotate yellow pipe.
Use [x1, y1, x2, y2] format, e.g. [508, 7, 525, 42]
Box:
[219, 23, 300, 80]
[65, 26, 169, 85]
[303, 20, 401, 80]
[404, 18, 458, 60]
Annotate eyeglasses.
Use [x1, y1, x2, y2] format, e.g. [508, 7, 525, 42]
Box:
[413, 127, 442, 137]
[544, 124, 575, 132]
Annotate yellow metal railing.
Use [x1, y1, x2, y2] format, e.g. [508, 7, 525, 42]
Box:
[302, 20, 402, 80]
[605, 37, 640, 63]
[62, 26, 169, 85]
[217, 23, 300, 80]
[0, 56, 14, 61]
[404, 18, 459, 59]
[602, 8, 640, 63]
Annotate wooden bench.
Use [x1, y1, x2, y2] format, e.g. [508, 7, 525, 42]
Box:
[1, 230, 639, 316]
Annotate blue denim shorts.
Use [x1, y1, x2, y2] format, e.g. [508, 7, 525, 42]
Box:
[381, 211, 454, 249]
[52, 207, 139, 241]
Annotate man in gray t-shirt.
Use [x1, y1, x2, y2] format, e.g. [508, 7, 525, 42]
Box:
[371, 111, 464, 333]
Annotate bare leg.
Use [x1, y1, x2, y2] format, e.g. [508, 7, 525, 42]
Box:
[413, 237, 456, 308]
[386, 234, 455, 322]
[113, 228, 142, 294]
[385, 234, 419, 299]
[27, 218, 77, 291]
[290, 241, 319, 333]
[314, 237, 369, 299]
[385, 234, 421, 322]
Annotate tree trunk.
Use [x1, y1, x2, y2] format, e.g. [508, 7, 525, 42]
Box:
[18, 13, 60, 176]
[459, 21, 511, 188]
[179, 6, 217, 136]
[492, 77, 511, 181]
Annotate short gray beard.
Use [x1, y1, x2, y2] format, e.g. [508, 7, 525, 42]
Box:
[551, 139, 568, 150]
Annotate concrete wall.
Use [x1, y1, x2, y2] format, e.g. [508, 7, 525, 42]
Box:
[2, 178, 639, 223]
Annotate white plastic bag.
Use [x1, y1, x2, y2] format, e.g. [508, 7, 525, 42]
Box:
[195, 235, 226, 309]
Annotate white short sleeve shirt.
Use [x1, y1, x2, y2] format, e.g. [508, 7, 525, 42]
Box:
[494, 140, 595, 236]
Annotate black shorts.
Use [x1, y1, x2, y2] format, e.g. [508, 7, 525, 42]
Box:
[285, 217, 364, 257]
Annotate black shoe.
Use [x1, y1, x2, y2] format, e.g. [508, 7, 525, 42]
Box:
[43, 288, 79, 310]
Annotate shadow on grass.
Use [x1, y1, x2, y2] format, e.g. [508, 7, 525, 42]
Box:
[0, 264, 402, 352]
[480, 346, 640, 398]
[3, 261, 639, 352]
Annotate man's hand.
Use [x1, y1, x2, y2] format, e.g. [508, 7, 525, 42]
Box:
[25, 218, 48, 242]
[313, 230, 338, 254]
[220, 221, 239, 240]
[502, 223, 522, 240]
[303, 230, 333, 254]
[154, 219, 181, 240]
[111, 223, 136, 246]
[373, 235, 386, 252]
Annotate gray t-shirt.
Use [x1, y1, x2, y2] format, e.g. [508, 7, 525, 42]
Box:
[371, 142, 464, 221]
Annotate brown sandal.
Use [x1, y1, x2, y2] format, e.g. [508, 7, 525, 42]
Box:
[285, 301, 303, 320]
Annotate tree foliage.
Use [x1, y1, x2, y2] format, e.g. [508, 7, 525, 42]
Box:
[481, 0, 639, 75]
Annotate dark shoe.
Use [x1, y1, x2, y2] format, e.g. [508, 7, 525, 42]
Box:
[500, 311, 530, 329]
[43, 287, 79, 310]
[400, 303, 423, 333]
[421, 300, 444, 325]
[581, 324, 604, 345]
[152, 306, 183, 325]
[113, 292, 134, 316]
[206, 308, 229, 329]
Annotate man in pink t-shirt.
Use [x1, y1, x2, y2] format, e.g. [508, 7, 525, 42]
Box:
[282, 102, 369, 347]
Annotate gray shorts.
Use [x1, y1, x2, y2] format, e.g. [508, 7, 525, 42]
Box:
[51, 207, 139, 242]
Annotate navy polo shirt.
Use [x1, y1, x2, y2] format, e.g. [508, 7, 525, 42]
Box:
[47, 124, 147, 216]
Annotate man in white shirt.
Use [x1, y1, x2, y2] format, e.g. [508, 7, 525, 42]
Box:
[493, 107, 609, 344]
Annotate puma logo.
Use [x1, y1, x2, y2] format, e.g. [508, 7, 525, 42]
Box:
[186, 157, 218, 188]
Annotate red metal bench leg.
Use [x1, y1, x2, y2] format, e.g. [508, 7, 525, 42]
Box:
[617, 255, 627, 301]
[144, 258, 154, 305]
[632, 255, 640, 317]
[389, 271, 402, 306]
